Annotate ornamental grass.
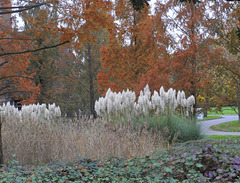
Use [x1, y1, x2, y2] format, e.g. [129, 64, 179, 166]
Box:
[1, 85, 201, 166]
[2, 116, 164, 166]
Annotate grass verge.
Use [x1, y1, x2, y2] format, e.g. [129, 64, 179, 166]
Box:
[204, 135, 240, 139]
[208, 106, 237, 115]
[210, 120, 240, 132]
[196, 115, 222, 122]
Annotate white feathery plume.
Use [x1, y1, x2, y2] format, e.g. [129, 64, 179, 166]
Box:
[94, 85, 196, 120]
[0, 103, 61, 125]
[187, 95, 195, 114]
[55, 106, 61, 117]
[151, 91, 160, 110]
[45, 108, 50, 120]
[177, 90, 181, 105]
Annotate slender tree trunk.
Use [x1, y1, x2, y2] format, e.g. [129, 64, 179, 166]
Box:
[0, 117, 4, 165]
[237, 82, 240, 123]
[190, 1, 197, 119]
[87, 43, 96, 118]
[203, 97, 209, 118]
[192, 89, 197, 118]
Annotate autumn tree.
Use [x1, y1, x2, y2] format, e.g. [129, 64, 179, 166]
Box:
[190, 1, 240, 120]
[212, 2, 240, 122]
[59, 0, 113, 117]
[18, 0, 62, 104]
[48, 45, 77, 116]
[0, 1, 40, 165]
[0, 0, 40, 103]
[0, 0, 69, 165]
[98, 0, 165, 95]
[150, 0, 231, 116]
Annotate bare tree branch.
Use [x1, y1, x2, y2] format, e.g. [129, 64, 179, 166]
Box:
[0, 90, 38, 97]
[222, 65, 240, 78]
[0, 3, 46, 15]
[0, 4, 44, 10]
[0, 37, 36, 41]
[0, 85, 10, 93]
[221, 36, 240, 53]
[0, 75, 33, 81]
[0, 60, 8, 68]
[0, 41, 70, 57]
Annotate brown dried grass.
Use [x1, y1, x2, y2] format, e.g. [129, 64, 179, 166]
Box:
[2, 117, 165, 165]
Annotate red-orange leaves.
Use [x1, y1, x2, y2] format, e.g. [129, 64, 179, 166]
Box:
[98, 1, 167, 94]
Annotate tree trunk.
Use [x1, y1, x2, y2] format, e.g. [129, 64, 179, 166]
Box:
[190, 1, 197, 119]
[203, 97, 209, 118]
[238, 103, 240, 123]
[87, 43, 96, 118]
[0, 117, 4, 165]
[192, 89, 197, 119]
[203, 109, 207, 118]
[237, 82, 240, 123]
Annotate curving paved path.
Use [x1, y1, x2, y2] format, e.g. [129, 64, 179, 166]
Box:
[198, 115, 240, 135]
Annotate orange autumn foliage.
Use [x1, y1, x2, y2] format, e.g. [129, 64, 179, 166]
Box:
[60, 0, 113, 45]
[56, 0, 113, 116]
[0, 37, 40, 103]
[98, 0, 169, 95]
[0, 0, 39, 103]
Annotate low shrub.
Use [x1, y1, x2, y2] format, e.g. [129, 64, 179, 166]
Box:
[133, 115, 202, 143]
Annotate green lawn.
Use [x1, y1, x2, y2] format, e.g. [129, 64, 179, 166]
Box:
[196, 115, 222, 122]
[204, 135, 240, 139]
[207, 106, 238, 115]
[210, 120, 240, 132]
